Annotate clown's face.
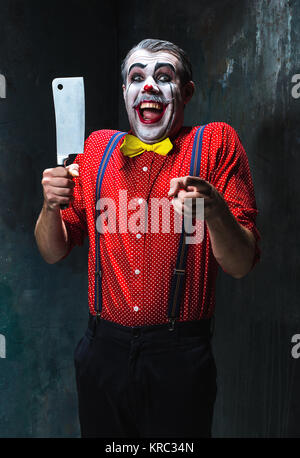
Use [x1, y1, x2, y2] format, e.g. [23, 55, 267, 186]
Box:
[122, 49, 194, 144]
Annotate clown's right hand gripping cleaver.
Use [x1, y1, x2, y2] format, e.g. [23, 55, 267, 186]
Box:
[52, 76, 85, 209]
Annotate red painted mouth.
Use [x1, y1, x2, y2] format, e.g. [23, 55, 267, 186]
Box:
[135, 101, 167, 124]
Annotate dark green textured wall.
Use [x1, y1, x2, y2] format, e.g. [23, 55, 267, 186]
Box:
[0, 0, 118, 437]
[0, 0, 299, 437]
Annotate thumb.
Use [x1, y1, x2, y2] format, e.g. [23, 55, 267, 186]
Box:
[66, 163, 79, 177]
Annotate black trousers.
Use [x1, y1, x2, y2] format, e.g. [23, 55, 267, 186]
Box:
[74, 316, 217, 438]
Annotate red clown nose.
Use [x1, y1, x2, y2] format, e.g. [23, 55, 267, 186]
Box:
[144, 84, 153, 91]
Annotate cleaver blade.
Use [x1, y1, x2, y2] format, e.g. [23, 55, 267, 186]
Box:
[52, 77, 85, 166]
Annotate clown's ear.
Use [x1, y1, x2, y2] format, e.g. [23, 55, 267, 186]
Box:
[183, 81, 195, 105]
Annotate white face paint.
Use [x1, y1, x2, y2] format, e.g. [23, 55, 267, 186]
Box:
[123, 49, 193, 144]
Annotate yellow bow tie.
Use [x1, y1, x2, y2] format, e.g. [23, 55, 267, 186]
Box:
[120, 134, 173, 158]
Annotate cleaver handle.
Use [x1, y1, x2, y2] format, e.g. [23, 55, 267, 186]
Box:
[58, 154, 79, 210]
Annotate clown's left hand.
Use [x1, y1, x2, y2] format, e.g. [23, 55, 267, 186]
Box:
[168, 175, 227, 222]
[168, 175, 257, 279]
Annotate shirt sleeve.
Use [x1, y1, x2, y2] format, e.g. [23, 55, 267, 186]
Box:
[59, 137, 92, 257]
[209, 122, 261, 267]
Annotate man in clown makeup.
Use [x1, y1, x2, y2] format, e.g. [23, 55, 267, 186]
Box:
[35, 39, 260, 438]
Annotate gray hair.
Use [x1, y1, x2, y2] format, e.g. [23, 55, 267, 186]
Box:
[121, 38, 193, 86]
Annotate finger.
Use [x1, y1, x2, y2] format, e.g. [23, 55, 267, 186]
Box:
[51, 166, 71, 177]
[172, 200, 196, 217]
[182, 203, 194, 216]
[171, 197, 184, 216]
[43, 177, 75, 188]
[177, 192, 210, 207]
[177, 189, 201, 202]
[168, 176, 211, 197]
[184, 192, 212, 201]
[47, 193, 74, 207]
[168, 177, 186, 196]
[186, 185, 198, 192]
[43, 167, 74, 180]
[50, 186, 75, 197]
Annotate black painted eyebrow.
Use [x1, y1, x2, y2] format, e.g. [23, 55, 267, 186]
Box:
[154, 62, 176, 73]
[128, 63, 147, 74]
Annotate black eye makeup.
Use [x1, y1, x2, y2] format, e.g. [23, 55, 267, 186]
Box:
[156, 73, 172, 83]
[129, 71, 173, 85]
[154, 65, 175, 84]
[130, 72, 145, 83]
[127, 62, 176, 85]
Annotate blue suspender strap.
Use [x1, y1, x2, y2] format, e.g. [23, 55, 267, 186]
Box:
[94, 131, 127, 316]
[167, 125, 206, 330]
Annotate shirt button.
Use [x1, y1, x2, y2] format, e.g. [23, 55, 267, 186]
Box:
[134, 269, 140, 275]
[138, 198, 143, 205]
[136, 233, 142, 239]
[133, 306, 139, 312]
[142, 166, 148, 172]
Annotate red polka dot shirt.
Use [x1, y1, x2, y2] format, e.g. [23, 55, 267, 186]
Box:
[60, 122, 260, 326]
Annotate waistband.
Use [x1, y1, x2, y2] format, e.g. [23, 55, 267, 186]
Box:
[87, 315, 213, 342]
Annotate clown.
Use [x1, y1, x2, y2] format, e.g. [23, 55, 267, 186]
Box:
[35, 39, 260, 438]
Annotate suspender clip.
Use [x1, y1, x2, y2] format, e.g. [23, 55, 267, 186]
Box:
[174, 268, 185, 276]
[168, 318, 176, 331]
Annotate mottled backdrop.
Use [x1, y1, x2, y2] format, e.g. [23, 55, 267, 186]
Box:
[0, 0, 299, 437]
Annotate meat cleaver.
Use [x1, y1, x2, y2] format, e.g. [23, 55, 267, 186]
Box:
[52, 76, 85, 209]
